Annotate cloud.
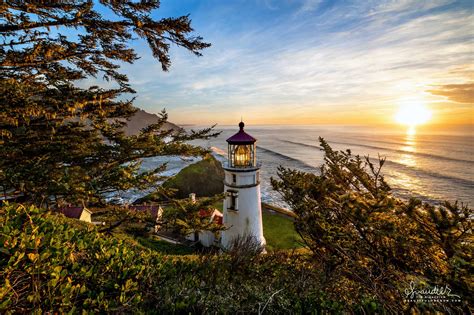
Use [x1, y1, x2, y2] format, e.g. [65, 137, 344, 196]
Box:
[428, 82, 474, 103]
[295, 0, 322, 15]
[109, 0, 473, 124]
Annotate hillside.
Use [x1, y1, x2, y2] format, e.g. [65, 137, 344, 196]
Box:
[163, 154, 224, 199]
[0, 203, 338, 313]
[137, 154, 224, 202]
[123, 109, 183, 136]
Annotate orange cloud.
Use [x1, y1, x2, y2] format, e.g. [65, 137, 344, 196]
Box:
[427, 83, 474, 104]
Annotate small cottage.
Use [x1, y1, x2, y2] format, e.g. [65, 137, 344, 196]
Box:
[129, 204, 164, 232]
[58, 206, 93, 223]
[186, 208, 223, 247]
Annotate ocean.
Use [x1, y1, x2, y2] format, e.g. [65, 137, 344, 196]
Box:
[191, 124, 474, 209]
[115, 124, 473, 209]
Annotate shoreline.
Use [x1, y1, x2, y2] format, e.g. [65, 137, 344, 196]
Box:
[262, 202, 296, 218]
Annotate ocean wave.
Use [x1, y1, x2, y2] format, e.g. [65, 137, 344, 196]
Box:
[282, 140, 473, 165]
[256, 146, 319, 171]
[278, 140, 473, 188]
[380, 159, 474, 189]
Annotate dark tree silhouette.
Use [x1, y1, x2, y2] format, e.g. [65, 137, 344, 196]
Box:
[0, 1, 217, 206]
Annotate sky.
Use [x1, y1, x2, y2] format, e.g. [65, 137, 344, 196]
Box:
[113, 0, 473, 126]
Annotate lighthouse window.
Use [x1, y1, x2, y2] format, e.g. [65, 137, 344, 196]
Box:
[227, 190, 238, 211]
[230, 195, 236, 210]
[232, 174, 236, 184]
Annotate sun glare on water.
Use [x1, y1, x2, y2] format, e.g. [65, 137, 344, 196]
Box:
[395, 102, 432, 134]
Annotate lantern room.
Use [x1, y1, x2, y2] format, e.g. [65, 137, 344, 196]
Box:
[226, 122, 257, 168]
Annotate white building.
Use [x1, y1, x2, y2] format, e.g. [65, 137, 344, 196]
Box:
[185, 208, 223, 247]
[221, 122, 265, 249]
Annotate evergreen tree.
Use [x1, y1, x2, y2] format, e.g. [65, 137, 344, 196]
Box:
[0, 1, 217, 206]
[272, 137, 472, 312]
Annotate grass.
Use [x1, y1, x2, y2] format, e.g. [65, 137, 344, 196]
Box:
[136, 236, 195, 255]
[213, 200, 223, 210]
[262, 210, 303, 251]
[215, 200, 302, 250]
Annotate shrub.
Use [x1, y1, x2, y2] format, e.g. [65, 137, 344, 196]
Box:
[0, 203, 360, 313]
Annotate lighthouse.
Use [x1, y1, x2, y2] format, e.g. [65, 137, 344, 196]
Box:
[221, 121, 265, 249]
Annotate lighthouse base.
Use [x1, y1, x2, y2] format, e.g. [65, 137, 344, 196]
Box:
[221, 184, 266, 250]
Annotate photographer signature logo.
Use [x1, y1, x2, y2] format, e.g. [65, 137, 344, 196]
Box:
[403, 281, 461, 303]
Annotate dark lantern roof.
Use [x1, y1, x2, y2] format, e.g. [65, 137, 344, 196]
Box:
[226, 122, 256, 144]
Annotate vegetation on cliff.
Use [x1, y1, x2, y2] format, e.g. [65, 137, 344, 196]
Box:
[163, 154, 225, 199]
[137, 154, 225, 202]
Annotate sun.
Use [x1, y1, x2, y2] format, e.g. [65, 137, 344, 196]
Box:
[395, 103, 432, 127]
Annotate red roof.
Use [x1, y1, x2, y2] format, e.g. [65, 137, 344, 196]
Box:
[198, 209, 223, 226]
[226, 122, 256, 144]
[59, 207, 83, 219]
[213, 215, 223, 225]
[199, 209, 212, 217]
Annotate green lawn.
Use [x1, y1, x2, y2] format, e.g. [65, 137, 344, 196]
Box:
[262, 210, 303, 251]
[215, 200, 302, 250]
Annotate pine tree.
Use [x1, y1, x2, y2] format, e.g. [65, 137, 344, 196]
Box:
[0, 2, 217, 206]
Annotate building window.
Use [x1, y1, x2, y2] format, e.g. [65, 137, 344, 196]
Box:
[232, 174, 236, 184]
[230, 195, 236, 210]
[227, 190, 238, 211]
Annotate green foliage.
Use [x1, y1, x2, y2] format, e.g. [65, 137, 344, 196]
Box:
[161, 195, 226, 236]
[0, 203, 148, 312]
[272, 137, 473, 313]
[0, 2, 218, 206]
[1, 202, 376, 313]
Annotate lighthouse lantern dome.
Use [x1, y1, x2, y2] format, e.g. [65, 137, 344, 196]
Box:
[226, 122, 257, 168]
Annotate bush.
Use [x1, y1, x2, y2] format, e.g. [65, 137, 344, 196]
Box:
[0, 202, 366, 313]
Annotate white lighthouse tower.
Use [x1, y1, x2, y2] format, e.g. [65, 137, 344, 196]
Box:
[221, 121, 265, 249]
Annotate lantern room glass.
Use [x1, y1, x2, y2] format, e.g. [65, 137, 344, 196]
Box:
[228, 143, 256, 168]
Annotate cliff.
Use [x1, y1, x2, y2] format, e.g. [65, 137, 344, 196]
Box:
[123, 109, 182, 136]
[162, 154, 224, 199]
